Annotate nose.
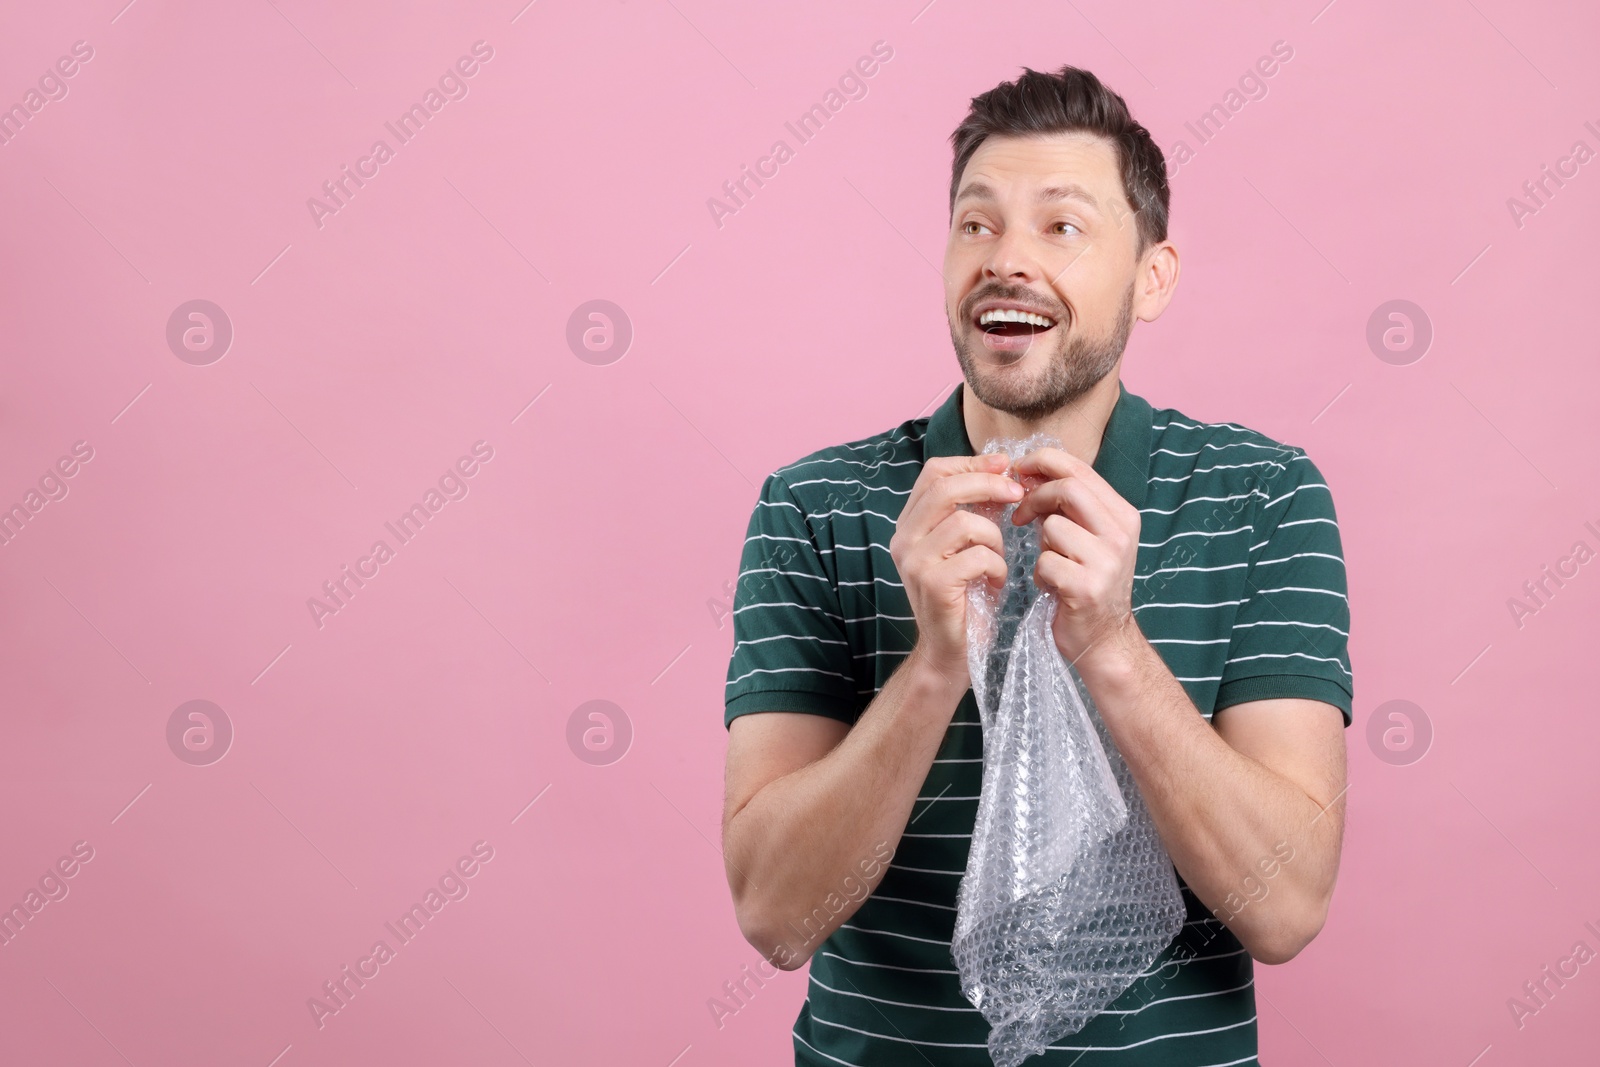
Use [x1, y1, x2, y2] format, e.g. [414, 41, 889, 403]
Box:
[981, 226, 1042, 286]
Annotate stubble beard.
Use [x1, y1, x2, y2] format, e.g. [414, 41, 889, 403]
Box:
[949, 282, 1135, 423]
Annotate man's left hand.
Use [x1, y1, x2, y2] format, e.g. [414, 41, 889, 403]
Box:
[1009, 446, 1143, 674]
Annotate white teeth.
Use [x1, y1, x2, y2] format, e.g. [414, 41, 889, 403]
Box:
[979, 308, 1056, 328]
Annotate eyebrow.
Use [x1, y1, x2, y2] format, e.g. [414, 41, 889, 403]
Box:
[954, 180, 1101, 212]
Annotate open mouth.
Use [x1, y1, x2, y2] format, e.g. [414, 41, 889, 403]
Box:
[974, 307, 1058, 355]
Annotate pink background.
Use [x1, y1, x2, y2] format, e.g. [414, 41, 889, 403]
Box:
[1, 1, 1596, 1064]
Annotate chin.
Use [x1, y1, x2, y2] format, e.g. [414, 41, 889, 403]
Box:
[958, 333, 1059, 394]
[969, 374, 1068, 422]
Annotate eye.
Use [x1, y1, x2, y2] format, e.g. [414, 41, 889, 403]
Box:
[1050, 221, 1082, 236]
[962, 219, 993, 235]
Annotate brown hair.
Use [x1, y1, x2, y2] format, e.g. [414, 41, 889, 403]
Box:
[949, 65, 1169, 254]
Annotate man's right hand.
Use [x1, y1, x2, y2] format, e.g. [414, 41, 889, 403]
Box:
[889, 451, 1023, 685]
[725, 451, 1023, 969]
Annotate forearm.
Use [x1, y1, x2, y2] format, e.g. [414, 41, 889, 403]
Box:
[724, 650, 967, 968]
[1080, 628, 1344, 963]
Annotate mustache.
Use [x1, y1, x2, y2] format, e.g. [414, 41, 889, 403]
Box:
[958, 284, 1070, 326]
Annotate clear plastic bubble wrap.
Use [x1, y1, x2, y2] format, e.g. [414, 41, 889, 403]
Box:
[952, 435, 1185, 1067]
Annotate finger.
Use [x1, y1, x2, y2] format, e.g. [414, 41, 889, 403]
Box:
[902, 512, 1005, 592]
[901, 453, 1003, 523]
[1036, 513, 1104, 567]
[920, 508, 1006, 562]
[945, 543, 1009, 590]
[1013, 446, 1125, 519]
[898, 464, 1023, 544]
[1013, 476, 1118, 537]
[1034, 548, 1090, 597]
[1012, 445, 1090, 482]
[901, 454, 1008, 523]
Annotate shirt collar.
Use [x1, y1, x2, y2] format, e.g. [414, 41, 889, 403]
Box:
[922, 380, 1153, 508]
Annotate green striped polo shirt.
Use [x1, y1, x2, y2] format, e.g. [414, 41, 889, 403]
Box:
[724, 381, 1353, 1066]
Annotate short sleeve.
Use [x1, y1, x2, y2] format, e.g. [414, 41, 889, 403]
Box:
[724, 473, 859, 728]
[1214, 450, 1354, 725]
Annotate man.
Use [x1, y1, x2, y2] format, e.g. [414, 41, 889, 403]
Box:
[721, 64, 1351, 1065]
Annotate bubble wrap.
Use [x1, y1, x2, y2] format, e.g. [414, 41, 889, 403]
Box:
[951, 435, 1185, 1067]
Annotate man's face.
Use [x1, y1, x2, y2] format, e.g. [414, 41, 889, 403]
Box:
[943, 132, 1143, 421]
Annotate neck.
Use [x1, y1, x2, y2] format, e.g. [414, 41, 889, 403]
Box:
[961, 371, 1123, 465]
